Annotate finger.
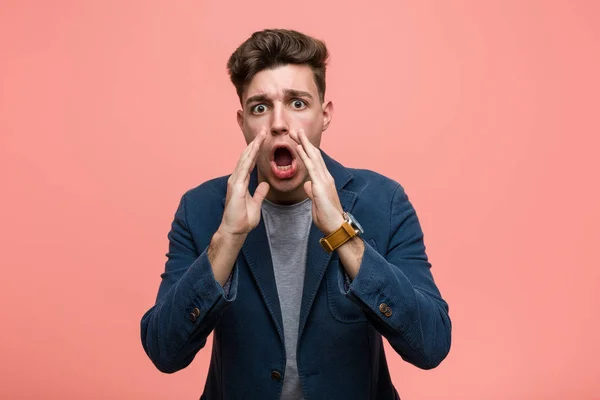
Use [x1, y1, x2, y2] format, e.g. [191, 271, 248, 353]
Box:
[299, 129, 331, 181]
[230, 148, 252, 183]
[297, 129, 320, 160]
[303, 180, 314, 200]
[299, 128, 327, 171]
[289, 129, 301, 145]
[296, 129, 326, 180]
[241, 129, 267, 184]
[233, 130, 266, 184]
[239, 129, 265, 165]
[252, 181, 270, 204]
[230, 135, 259, 182]
[296, 142, 318, 181]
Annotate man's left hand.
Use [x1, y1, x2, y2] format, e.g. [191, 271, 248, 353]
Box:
[290, 129, 345, 235]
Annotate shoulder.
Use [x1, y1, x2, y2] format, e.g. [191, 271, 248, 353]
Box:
[180, 175, 229, 205]
[346, 167, 403, 197]
[172, 175, 229, 231]
[323, 151, 403, 196]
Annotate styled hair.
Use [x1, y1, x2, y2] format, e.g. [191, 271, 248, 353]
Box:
[227, 29, 329, 103]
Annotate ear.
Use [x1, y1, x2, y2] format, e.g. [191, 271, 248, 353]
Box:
[322, 100, 334, 131]
[237, 109, 244, 131]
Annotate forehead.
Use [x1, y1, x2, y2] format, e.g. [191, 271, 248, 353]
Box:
[243, 64, 318, 101]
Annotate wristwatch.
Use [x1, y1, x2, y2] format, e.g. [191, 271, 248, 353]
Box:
[319, 211, 364, 253]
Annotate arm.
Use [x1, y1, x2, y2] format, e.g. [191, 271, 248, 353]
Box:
[140, 130, 269, 373]
[140, 194, 243, 373]
[339, 184, 452, 370]
[288, 129, 450, 368]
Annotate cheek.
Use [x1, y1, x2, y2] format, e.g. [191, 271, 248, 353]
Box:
[297, 118, 323, 146]
[242, 126, 258, 145]
[296, 111, 323, 130]
[243, 119, 265, 144]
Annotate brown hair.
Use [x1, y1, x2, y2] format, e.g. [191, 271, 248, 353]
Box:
[227, 29, 329, 103]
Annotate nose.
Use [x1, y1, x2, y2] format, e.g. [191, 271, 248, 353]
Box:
[270, 103, 289, 136]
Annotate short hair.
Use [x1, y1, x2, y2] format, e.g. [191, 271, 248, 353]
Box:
[227, 29, 329, 104]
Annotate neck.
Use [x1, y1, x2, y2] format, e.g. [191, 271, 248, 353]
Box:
[265, 187, 308, 205]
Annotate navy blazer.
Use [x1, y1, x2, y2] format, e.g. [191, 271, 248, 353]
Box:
[141, 151, 451, 399]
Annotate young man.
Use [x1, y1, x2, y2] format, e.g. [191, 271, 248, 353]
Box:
[141, 29, 451, 399]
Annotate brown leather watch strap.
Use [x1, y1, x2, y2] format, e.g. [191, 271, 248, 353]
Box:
[319, 221, 357, 253]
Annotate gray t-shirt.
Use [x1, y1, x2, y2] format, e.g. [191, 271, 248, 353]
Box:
[261, 197, 312, 400]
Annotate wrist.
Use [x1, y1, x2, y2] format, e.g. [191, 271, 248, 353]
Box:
[216, 226, 248, 246]
[324, 212, 345, 235]
[319, 211, 364, 253]
[336, 236, 364, 280]
[208, 227, 247, 286]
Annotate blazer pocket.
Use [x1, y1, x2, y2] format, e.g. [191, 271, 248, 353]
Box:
[325, 253, 369, 324]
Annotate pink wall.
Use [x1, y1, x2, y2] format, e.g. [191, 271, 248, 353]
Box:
[1, 1, 599, 398]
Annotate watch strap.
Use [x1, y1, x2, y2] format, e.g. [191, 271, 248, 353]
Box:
[319, 221, 357, 253]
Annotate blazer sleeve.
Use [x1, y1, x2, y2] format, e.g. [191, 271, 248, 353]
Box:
[339, 184, 451, 369]
[140, 193, 239, 373]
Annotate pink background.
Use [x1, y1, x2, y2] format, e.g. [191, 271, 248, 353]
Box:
[1, 1, 599, 399]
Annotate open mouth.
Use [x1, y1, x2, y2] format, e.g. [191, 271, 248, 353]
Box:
[270, 145, 297, 179]
[273, 146, 294, 168]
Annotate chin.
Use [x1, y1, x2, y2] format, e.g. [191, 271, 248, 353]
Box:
[266, 175, 303, 193]
[258, 164, 306, 196]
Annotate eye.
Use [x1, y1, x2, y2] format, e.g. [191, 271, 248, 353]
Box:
[291, 99, 307, 109]
[251, 104, 268, 114]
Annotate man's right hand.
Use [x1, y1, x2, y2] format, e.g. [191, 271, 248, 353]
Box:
[219, 129, 270, 237]
[208, 129, 269, 286]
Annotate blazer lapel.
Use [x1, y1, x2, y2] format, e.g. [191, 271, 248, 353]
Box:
[239, 168, 285, 344]
[297, 151, 356, 340]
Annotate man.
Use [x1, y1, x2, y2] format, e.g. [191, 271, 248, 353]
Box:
[141, 29, 451, 399]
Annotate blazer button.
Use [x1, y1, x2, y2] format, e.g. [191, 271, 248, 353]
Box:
[190, 312, 197, 322]
[271, 370, 282, 381]
[192, 307, 200, 317]
[379, 303, 393, 317]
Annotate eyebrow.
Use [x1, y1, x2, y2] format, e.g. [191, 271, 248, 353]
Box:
[245, 89, 314, 107]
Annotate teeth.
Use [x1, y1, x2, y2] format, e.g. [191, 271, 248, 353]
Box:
[276, 165, 292, 171]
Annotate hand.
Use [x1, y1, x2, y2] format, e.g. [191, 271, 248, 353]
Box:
[219, 129, 270, 236]
[290, 129, 345, 235]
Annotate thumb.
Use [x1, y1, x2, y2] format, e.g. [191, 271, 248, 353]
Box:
[253, 181, 270, 204]
[303, 181, 314, 200]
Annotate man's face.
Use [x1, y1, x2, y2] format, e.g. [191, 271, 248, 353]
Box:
[237, 64, 333, 204]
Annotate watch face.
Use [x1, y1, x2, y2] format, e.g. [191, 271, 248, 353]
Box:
[346, 212, 364, 235]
